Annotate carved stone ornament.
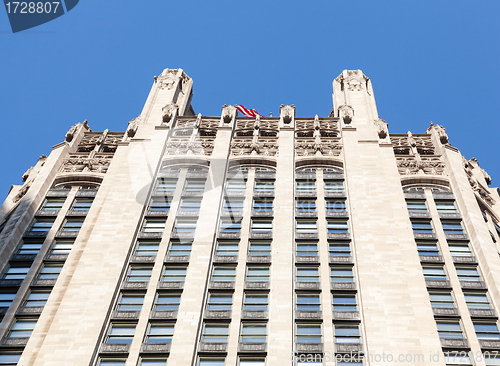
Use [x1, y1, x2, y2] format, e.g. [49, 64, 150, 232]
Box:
[428, 121, 449, 144]
[156, 70, 177, 90]
[280, 104, 295, 124]
[162, 104, 178, 124]
[374, 118, 388, 139]
[62, 157, 112, 174]
[397, 157, 446, 176]
[222, 104, 237, 124]
[127, 116, 140, 138]
[65, 124, 78, 142]
[14, 184, 30, 203]
[338, 105, 354, 125]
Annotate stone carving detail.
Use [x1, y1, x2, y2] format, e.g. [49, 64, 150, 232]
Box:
[428, 121, 449, 144]
[397, 157, 446, 176]
[338, 105, 354, 125]
[65, 125, 78, 142]
[280, 104, 295, 124]
[62, 156, 112, 174]
[230, 117, 279, 157]
[156, 69, 177, 90]
[222, 104, 237, 124]
[464, 158, 495, 206]
[391, 133, 435, 156]
[164, 116, 217, 156]
[374, 118, 388, 139]
[294, 116, 341, 157]
[127, 116, 140, 138]
[162, 103, 178, 124]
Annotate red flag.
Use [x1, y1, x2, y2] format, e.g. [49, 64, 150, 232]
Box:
[237, 105, 261, 117]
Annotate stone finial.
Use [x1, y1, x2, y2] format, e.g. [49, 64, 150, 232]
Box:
[127, 116, 141, 138]
[162, 103, 179, 124]
[221, 104, 237, 124]
[338, 105, 354, 125]
[374, 118, 388, 139]
[65, 124, 78, 142]
[407, 132, 416, 147]
[427, 121, 449, 144]
[195, 113, 203, 129]
[280, 104, 295, 124]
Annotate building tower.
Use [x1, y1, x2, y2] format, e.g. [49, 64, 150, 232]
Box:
[0, 69, 499, 366]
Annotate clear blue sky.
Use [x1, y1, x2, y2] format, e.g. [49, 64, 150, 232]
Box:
[1, 1, 499, 201]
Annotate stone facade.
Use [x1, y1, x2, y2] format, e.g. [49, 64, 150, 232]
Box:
[0, 69, 498, 366]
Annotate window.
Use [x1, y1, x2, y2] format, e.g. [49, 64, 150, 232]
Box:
[0, 354, 22, 365]
[326, 200, 346, 212]
[297, 267, 319, 282]
[37, 265, 63, 279]
[117, 293, 144, 311]
[441, 220, 464, 234]
[207, 293, 232, 311]
[224, 200, 244, 214]
[216, 241, 238, 256]
[296, 220, 317, 234]
[180, 199, 202, 211]
[3, 266, 30, 280]
[8, 319, 37, 338]
[41, 198, 65, 211]
[185, 180, 205, 192]
[251, 220, 272, 233]
[106, 324, 136, 343]
[162, 266, 187, 282]
[49, 240, 74, 255]
[167, 240, 192, 256]
[436, 201, 457, 213]
[71, 198, 93, 211]
[428, 291, 455, 308]
[226, 181, 246, 193]
[448, 242, 472, 257]
[337, 361, 363, 366]
[416, 241, 440, 256]
[473, 322, 500, 340]
[327, 220, 348, 233]
[330, 267, 354, 282]
[463, 292, 492, 309]
[17, 240, 43, 255]
[220, 219, 241, 233]
[126, 266, 153, 282]
[246, 267, 269, 282]
[411, 220, 433, 233]
[332, 295, 357, 311]
[24, 291, 51, 307]
[145, 323, 174, 343]
[98, 360, 126, 366]
[0, 291, 17, 308]
[135, 241, 160, 256]
[254, 180, 274, 193]
[422, 266, 446, 281]
[485, 357, 500, 366]
[27, 219, 54, 233]
[60, 218, 84, 232]
[445, 355, 472, 366]
[173, 219, 197, 233]
[248, 241, 271, 256]
[296, 242, 318, 256]
[406, 200, 427, 212]
[456, 267, 481, 282]
[240, 324, 266, 343]
[202, 324, 229, 343]
[296, 324, 322, 343]
[198, 358, 225, 366]
[436, 321, 463, 339]
[329, 242, 351, 257]
[155, 293, 181, 311]
[243, 293, 268, 311]
[296, 181, 316, 193]
[156, 178, 177, 193]
[149, 198, 170, 211]
[335, 324, 361, 343]
[212, 266, 236, 282]
[253, 200, 273, 212]
[143, 219, 166, 233]
[296, 200, 316, 212]
[324, 181, 344, 193]
[239, 358, 265, 366]
[297, 294, 321, 311]
[139, 359, 168, 366]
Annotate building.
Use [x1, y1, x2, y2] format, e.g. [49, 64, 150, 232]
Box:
[0, 69, 499, 366]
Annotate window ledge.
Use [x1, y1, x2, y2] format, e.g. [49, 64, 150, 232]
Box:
[238, 342, 267, 354]
[425, 280, 452, 289]
[332, 311, 360, 321]
[460, 281, 487, 290]
[99, 343, 131, 354]
[440, 338, 469, 349]
[198, 342, 228, 354]
[296, 310, 322, 321]
[140, 343, 171, 354]
[204, 310, 232, 320]
[469, 308, 497, 319]
[110, 310, 140, 320]
[150, 310, 178, 320]
[432, 307, 460, 318]
[241, 310, 269, 320]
